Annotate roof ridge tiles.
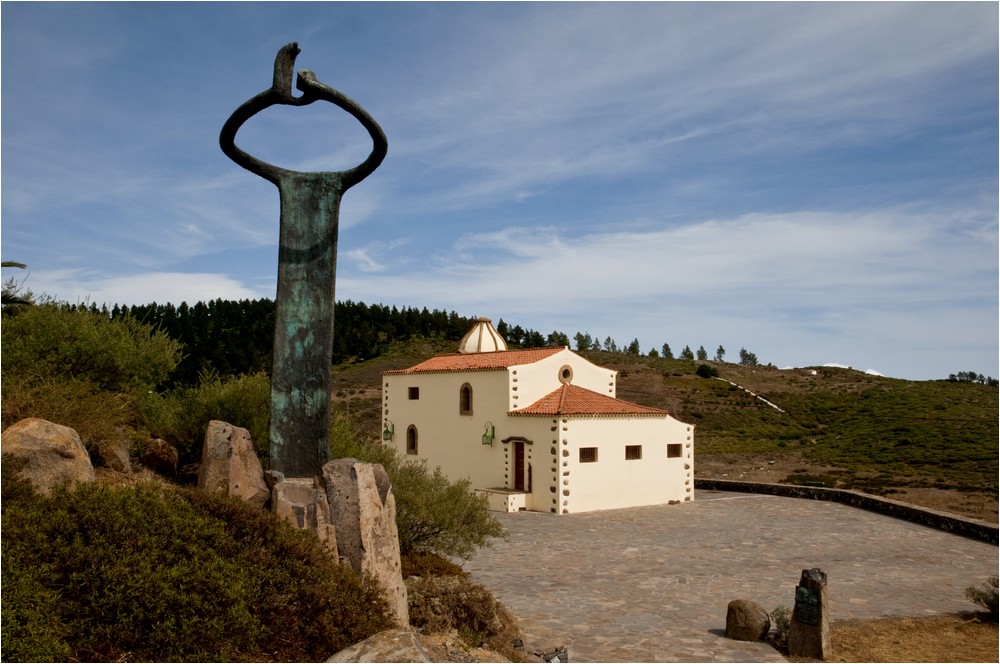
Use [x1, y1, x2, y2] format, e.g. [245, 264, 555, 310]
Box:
[383, 346, 566, 374]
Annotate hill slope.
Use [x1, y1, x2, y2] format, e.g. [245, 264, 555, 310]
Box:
[331, 339, 998, 522]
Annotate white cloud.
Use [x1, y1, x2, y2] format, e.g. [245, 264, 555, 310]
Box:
[345, 249, 383, 273]
[29, 270, 267, 307]
[338, 204, 997, 380]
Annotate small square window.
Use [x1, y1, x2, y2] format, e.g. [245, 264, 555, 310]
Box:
[625, 445, 642, 460]
[579, 447, 598, 463]
[667, 443, 683, 458]
[408, 387, 419, 400]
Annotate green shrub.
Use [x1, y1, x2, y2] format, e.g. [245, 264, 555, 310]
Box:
[770, 605, 791, 645]
[391, 459, 507, 560]
[1, 304, 181, 393]
[406, 575, 524, 658]
[1, 305, 182, 452]
[1, 374, 134, 449]
[696, 363, 719, 379]
[402, 551, 469, 579]
[965, 576, 999, 618]
[1, 461, 392, 662]
[139, 371, 270, 466]
[328, 414, 506, 560]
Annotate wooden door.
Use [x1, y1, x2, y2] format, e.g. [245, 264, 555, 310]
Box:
[515, 441, 525, 491]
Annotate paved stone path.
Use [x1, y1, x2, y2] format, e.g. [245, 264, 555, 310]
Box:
[464, 490, 998, 663]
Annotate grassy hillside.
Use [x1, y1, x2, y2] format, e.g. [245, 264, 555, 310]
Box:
[332, 339, 998, 502]
[605, 354, 998, 495]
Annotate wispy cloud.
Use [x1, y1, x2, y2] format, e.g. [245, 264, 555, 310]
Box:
[338, 204, 997, 378]
[28, 269, 267, 307]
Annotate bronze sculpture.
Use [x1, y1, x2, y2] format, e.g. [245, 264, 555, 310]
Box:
[220, 43, 387, 476]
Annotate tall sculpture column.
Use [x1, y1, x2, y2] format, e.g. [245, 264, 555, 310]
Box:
[220, 43, 387, 476]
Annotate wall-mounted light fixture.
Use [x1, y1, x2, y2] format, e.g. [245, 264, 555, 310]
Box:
[482, 421, 495, 446]
[382, 420, 395, 441]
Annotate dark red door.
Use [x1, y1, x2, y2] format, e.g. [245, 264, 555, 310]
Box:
[515, 441, 525, 491]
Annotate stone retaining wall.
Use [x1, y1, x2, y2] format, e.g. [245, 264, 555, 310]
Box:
[694, 479, 998, 545]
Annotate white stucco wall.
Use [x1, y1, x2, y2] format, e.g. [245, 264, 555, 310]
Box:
[383, 370, 512, 489]
[508, 349, 616, 411]
[554, 415, 693, 513]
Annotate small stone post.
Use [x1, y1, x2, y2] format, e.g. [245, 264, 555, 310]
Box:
[787, 567, 831, 660]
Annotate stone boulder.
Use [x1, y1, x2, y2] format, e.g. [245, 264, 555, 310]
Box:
[326, 629, 430, 662]
[324, 458, 409, 628]
[92, 428, 132, 473]
[197, 421, 269, 509]
[725, 598, 771, 642]
[142, 438, 179, 478]
[272, 476, 338, 553]
[1, 418, 95, 494]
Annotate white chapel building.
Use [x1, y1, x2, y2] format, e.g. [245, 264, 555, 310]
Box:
[381, 318, 694, 514]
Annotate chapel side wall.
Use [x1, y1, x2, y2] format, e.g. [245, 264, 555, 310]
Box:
[559, 415, 694, 513]
[383, 371, 510, 489]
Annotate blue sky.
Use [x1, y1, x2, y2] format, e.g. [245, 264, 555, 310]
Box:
[2, 2, 997, 381]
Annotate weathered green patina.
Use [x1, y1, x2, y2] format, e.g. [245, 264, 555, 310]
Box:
[220, 43, 387, 476]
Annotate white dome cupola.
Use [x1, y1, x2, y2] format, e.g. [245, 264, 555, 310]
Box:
[458, 317, 508, 354]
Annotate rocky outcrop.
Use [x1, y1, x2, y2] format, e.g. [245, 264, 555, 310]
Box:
[327, 629, 430, 662]
[142, 438, 179, 478]
[197, 421, 270, 509]
[725, 598, 771, 642]
[190, 427, 409, 628]
[1, 418, 95, 494]
[324, 459, 409, 627]
[327, 629, 517, 663]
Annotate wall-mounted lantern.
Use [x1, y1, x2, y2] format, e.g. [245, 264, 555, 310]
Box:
[482, 421, 495, 446]
[382, 419, 395, 442]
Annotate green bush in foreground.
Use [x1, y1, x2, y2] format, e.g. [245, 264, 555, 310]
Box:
[401, 551, 469, 579]
[406, 575, 527, 661]
[1, 463, 392, 662]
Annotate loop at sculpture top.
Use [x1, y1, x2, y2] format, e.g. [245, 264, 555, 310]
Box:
[219, 42, 388, 189]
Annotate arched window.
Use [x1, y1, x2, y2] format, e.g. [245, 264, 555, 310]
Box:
[406, 425, 418, 455]
[460, 383, 473, 415]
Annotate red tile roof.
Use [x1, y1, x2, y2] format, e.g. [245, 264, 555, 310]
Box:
[511, 384, 669, 417]
[383, 347, 566, 374]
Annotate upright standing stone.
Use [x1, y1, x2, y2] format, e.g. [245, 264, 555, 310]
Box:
[220, 43, 387, 478]
[323, 459, 408, 627]
[272, 476, 338, 553]
[198, 421, 270, 509]
[787, 567, 831, 660]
